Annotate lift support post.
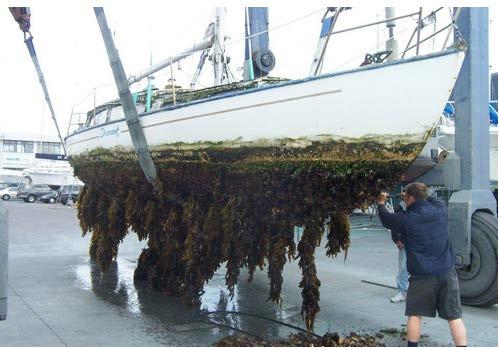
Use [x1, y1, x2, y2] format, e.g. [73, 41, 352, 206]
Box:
[412, 7, 497, 306]
[0, 202, 8, 320]
[448, 8, 497, 266]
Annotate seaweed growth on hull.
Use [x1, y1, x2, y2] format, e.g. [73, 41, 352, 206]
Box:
[71, 137, 423, 330]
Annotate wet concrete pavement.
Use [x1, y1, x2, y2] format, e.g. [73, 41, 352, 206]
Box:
[0, 201, 497, 346]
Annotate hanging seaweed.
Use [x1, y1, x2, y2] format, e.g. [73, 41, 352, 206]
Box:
[326, 211, 350, 259]
[297, 221, 324, 331]
[71, 134, 425, 330]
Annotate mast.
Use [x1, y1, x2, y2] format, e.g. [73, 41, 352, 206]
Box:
[212, 7, 226, 86]
[127, 36, 214, 85]
[385, 7, 399, 62]
[243, 8, 255, 81]
[243, 7, 275, 81]
[146, 50, 154, 112]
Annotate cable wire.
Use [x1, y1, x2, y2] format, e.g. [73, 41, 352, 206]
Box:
[326, 7, 451, 73]
[205, 310, 323, 338]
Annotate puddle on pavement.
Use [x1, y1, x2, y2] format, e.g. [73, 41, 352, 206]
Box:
[74, 256, 241, 316]
[73, 255, 299, 341]
[75, 256, 141, 314]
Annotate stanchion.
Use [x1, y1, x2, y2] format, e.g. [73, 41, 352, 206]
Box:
[0, 202, 8, 320]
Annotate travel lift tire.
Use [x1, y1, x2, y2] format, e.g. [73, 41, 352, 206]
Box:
[457, 211, 498, 306]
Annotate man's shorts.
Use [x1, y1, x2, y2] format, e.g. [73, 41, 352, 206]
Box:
[405, 269, 462, 320]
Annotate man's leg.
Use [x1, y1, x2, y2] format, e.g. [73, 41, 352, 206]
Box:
[407, 316, 422, 346]
[448, 319, 467, 346]
[399, 248, 409, 292]
[392, 247, 409, 302]
[437, 270, 466, 346]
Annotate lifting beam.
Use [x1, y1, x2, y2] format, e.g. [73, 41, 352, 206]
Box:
[446, 8, 497, 306]
[94, 8, 161, 192]
[0, 202, 7, 321]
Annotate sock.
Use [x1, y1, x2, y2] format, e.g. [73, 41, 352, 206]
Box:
[407, 341, 419, 347]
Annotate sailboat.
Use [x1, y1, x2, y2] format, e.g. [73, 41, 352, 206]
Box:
[65, 8, 465, 167]
[67, 7, 467, 331]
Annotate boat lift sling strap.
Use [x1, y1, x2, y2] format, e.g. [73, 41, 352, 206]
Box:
[9, 7, 68, 157]
[94, 8, 161, 193]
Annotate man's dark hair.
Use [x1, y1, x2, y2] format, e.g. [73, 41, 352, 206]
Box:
[405, 182, 428, 200]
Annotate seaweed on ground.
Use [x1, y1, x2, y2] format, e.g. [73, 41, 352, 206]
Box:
[214, 331, 385, 347]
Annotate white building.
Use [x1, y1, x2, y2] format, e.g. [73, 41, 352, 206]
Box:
[0, 132, 71, 186]
[0, 132, 63, 171]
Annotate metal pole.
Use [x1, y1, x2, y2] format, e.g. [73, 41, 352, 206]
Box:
[313, 7, 343, 76]
[448, 7, 496, 267]
[127, 36, 214, 85]
[401, 27, 418, 58]
[93, 87, 96, 120]
[213, 7, 226, 85]
[66, 106, 74, 136]
[454, 8, 490, 191]
[190, 49, 209, 89]
[329, 11, 419, 36]
[402, 8, 445, 58]
[415, 8, 423, 55]
[385, 7, 399, 62]
[402, 23, 452, 55]
[24, 36, 67, 156]
[170, 57, 176, 105]
[146, 52, 154, 113]
[243, 8, 255, 81]
[441, 7, 462, 50]
[94, 8, 160, 191]
[0, 201, 8, 321]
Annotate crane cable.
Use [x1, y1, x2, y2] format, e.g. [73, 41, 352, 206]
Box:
[9, 7, 68, 156]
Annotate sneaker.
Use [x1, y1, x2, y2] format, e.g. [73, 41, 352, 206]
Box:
[390, 291, 406, 303]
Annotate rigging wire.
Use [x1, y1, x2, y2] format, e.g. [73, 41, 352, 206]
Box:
[176, 62, 208, 88]
[73, 82, 115, 108]
[327, 19, 415, 72]
[76, 7, 450, 108]
[225, 7, 326, 49]
[327, 7, 449, 73]
[74, 8, 325, 105]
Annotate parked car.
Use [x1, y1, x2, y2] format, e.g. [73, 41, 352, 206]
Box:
[18, 184, 55, 203]
[0, 183, 19, 190]
[39, 191, 59, 204]
[60, 185, 83, 205]
[0, 186, 19, 201]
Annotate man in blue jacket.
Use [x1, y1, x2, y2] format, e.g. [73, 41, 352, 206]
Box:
[377, 182, 467, 347]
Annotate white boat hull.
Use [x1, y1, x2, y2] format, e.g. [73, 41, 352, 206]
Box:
[22, 160, 84, 187]
[66, 49, 465, 158]
[22, 171, 83, 187]
[0, 169, 23, 184]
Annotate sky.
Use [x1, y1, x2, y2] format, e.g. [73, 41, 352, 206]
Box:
[1, 2, 497, 139]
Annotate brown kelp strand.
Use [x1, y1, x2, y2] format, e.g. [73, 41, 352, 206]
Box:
[326, 211, 351, 259]
[266, 228, 288, 304]
[71, 139, 422, 330]
[297, 221, 323, 331]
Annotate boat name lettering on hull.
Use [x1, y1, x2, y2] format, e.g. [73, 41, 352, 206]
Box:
[100, 126, 120, 138]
